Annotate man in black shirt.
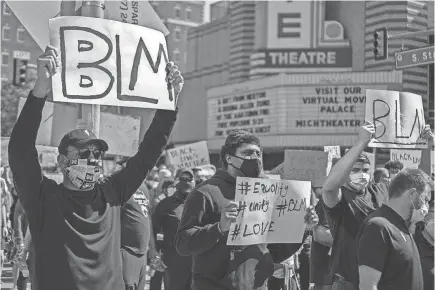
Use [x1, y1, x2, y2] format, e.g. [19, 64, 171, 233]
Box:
[357, 168, 432, 290]
[8, 46, 183, 290]
[322, 122, 388, 290]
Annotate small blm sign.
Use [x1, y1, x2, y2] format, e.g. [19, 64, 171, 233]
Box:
[166, 141, 210, 170]
[226, 177, 312, 246]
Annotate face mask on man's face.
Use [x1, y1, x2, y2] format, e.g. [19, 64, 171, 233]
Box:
[64, 158, 101, 190]
[347, 171, 370, 192]
[230, 156, 263, 178]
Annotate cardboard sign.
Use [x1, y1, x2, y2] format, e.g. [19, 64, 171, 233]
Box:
[227, 177, 311, 245]
[270, 163, 284, 177]
[99, 112, 141, 157]
[390, 149, 422, 169]
[365, 89, 427, 149]
[324, 146, 341, 175]
[284, 150, 328, 188]
[166, 141, 210, 170]
[49, 16, 174, 110]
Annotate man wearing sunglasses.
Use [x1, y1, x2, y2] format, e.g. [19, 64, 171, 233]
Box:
[8, 46, 184, 290]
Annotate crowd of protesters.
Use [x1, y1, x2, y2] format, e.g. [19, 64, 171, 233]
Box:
[0, 46, 434, 290]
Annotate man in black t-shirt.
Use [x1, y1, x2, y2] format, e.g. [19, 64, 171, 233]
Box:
[322, 122, 388, 290]
[357, 168, 432, 290]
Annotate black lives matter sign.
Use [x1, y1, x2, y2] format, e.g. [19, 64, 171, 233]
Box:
[49, 16, 174, 110]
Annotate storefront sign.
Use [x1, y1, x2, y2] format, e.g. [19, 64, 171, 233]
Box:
[208, 84, 387, 139]
[258, 48, 352, 68]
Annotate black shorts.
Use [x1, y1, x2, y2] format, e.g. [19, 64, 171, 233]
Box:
[121, 248, 147, 290]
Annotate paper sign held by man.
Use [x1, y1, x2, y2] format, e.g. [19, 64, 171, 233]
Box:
[49, 16, 174, 110]
[227, 177, 311, 246]
[365, 89, 427, 149]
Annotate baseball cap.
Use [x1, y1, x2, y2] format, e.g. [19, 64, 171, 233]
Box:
[175, 168, 194, 179]
[356, 153, 370, 164]
[58, 129, 109, 155]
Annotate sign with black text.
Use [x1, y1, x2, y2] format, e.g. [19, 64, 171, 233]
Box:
[49, 16, 174, 110]
[365, 89, 427, 149]
[227, 177, 311, 245]
[166, 141, 210, 170]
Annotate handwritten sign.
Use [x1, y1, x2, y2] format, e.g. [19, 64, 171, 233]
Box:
[324, 146, 341, 175]
[390, 149, 421, 169]
[365, 89, 427, 149]
[266, 174, 281, 180]
[227, 177, 311, 245]
[166, 141, 210, 170]
[284, 150, 328, 188]
[49, 16, 174, 110]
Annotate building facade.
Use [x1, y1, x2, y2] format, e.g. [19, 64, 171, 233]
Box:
[172, 0, 433, 169]
[150, 1, 205, 73]
[1, 1, 42, 82]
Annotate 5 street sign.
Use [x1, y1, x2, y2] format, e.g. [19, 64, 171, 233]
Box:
[395, 46, 434, 69]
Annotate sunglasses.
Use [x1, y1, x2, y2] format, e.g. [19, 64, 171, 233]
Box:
[77, 148, 103, 159]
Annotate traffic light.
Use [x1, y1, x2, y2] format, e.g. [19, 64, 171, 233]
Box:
[373, 28, 388, 61]
[13, 58, 28, 86]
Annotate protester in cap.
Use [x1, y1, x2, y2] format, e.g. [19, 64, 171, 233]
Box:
[373, 168, 390, 185]
[384, 160, 404, 180]
[357, 168, 432, 290]
[414, 198, 434, 290]
[193, 167, 207, 185]
[152, 168, 195, 290]
[8, 46, 184, 290]
[321, 122, 389, 290]
[176, 129, 319, 290]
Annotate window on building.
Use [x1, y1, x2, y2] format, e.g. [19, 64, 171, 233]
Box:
[3, 3, 11, 16]
[1, 52, 9, 66]
[186, 7, 192, 21]
[17, 27, 25, 43]
[174, 5, 181, 18]
[174, 26, 181, 41]
[173, 49, 181, 63]
[1, 73, 8, 82]
[2, 25, 11, 41]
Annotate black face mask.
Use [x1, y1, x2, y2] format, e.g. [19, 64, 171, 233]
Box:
[231, 156, 263, 178]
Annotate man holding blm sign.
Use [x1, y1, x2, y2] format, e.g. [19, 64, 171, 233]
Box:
[176, 130, 319, 290]
[8, 12, 184, 290]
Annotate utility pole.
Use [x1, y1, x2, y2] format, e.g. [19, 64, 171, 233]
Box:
[77, 1, 104, 137]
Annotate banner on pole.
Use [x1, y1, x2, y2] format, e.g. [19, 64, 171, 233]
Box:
[227, 177, 311, 245]
[49, 16, 174, 110]
[365, 89, 427, 149]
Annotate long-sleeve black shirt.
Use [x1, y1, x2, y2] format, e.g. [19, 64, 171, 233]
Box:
[8, 91, 177, 290]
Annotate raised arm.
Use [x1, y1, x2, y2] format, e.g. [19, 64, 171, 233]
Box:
[322, 123, 374, 208]
[105, 63, 183, 203]
[9, 47, 59, 220]
[419, 125, 434, 178]
[175, 191, 226, 256]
